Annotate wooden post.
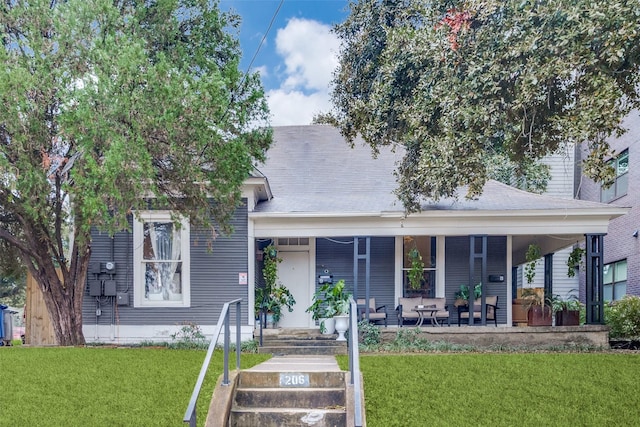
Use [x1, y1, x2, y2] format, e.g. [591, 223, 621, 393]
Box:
[24, 272, 57, 345]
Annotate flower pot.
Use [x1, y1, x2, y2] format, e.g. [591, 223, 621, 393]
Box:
[334, 315, 349, 341]
[556, 309, 580, 326]
[320, 317, 335, 335]
[527, 305, 552, 326]
[266, 313, 277, 329]
[454, 299, 468, 308]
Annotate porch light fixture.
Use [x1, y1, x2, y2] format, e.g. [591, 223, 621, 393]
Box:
[633, 230, 638, 238]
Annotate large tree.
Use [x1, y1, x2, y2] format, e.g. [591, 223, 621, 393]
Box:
[322, 0, 640, 211]
[0, 0, 271, 345]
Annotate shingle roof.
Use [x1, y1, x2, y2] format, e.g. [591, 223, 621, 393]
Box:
[253, 124, 621, 215]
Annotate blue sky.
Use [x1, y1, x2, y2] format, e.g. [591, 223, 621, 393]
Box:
[219, 1, 350, 125]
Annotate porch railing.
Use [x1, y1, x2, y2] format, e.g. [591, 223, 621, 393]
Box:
[183, 298, 242, 426]
[348, 296, 364, 427]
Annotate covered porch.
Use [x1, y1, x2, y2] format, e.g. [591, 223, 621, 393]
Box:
[249, 180, 627, 330]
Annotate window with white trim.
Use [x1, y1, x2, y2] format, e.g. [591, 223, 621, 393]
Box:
[601, 149, 628, 202]
[133, 211, 190, 307]
[402, 236, 436, 298]
[603, 260, 626, 302]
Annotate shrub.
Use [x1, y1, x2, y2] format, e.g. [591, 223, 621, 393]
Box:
[235, 339, 259, 353]
[358, 320, 381, 347]
[170, 322, 208, 349]
[606, 296, 640, 339]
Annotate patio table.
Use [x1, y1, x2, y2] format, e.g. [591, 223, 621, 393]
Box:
[412, 305, 440, 327]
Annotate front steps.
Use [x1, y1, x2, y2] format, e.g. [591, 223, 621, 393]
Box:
[256, 328, 348, 355]
[217, 356, 356, 427]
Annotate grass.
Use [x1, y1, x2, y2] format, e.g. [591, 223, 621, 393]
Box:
[3, 347, 639, 426]
[0, 347, 269, 427]
[338, 353, 640, 427]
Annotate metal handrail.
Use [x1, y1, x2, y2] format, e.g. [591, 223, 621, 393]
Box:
[183, 298, 242, 426]
[348, 296, 363, 427]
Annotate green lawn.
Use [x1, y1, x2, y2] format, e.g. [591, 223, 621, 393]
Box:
[0, 347, 269, 427]
[338, 353, 640, 427]
[2, 348, 639, 426]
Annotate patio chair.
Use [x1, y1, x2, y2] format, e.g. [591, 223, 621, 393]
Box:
[357, 298, 388, 327]
[457, 295, 499, 326]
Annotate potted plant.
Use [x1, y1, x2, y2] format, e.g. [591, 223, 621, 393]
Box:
[525, 243, 541, 284]
[566, 247, 585, 278]
[454, 283, 482, 307]
[306, 281, 337, 334]
[407, 247, 425, 291]
[520, 287, 552, 326]
[255, 244, 296, 327]
[551, 292, 582, 326]
[306, 279, 351, 339]
[331, 280, 351, 341]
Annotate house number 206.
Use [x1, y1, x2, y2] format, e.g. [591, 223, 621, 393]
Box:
[279, 373, 309, 387]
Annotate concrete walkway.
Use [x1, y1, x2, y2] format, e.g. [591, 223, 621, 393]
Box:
[246, 355, 342, 372]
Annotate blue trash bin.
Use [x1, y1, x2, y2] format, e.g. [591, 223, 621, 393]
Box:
[0, 304, 7, 344]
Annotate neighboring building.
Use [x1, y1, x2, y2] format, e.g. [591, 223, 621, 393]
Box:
[577, 113, 640, 301]
[83, 125, 627, 343]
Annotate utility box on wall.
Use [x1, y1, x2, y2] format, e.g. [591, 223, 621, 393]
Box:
[103, 281, 117, 296]
[89, 280, 102, 297]
[116, 292, 129, 306]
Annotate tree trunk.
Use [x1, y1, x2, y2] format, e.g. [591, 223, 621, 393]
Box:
[29, 249, 90, 346]
[44, 286, 86, 346]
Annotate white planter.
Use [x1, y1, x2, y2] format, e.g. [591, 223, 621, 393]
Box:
[266, 313, 278, 329]
[320, 317, 335, 335]
[334, 315, 349, 341]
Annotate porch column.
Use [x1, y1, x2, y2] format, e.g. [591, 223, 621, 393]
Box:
[468, 235, 487, 325]
[353, 237, 371, 321]
[544, 253, 553, 302]
[585, 233, 605, 325]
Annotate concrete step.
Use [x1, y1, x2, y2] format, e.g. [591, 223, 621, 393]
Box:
[227, 361, 348, 427]
[239, 370, 346, 388]
[261, 338, 345, 346]
[257, 329, 348, 355]
[262, 335, 346, 344]
[228, 407, 346, 427]
[258, 345, 348, 355]
[234, 387, 345, 408]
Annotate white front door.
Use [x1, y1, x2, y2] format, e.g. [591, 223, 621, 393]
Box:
[277, 251, 310, 328]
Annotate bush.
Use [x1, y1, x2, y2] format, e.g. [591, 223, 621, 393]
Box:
[606, 296, 640, 339]
[358, 320, 381, 347]
[170, 322, 208, 349]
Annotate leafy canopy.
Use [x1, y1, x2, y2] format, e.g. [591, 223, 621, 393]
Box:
[0, 0, 271, 344]
[321, 0, 640, 212]
[0, 0, 271, 248]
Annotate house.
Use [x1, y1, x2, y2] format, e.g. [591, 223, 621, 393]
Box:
[576, 112, 640, 301]
[83, 125, 628, 343]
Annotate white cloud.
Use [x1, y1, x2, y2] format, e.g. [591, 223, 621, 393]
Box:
[254, 65, 269, 79]
[267, 89, 330, 126]
[275, 17, 339, 91]
[266, 17, 339, 125]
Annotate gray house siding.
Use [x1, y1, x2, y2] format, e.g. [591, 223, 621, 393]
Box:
[83, 202, 250, 328]
[315, 237, 396, 323]
[445, 236, 508, 324]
